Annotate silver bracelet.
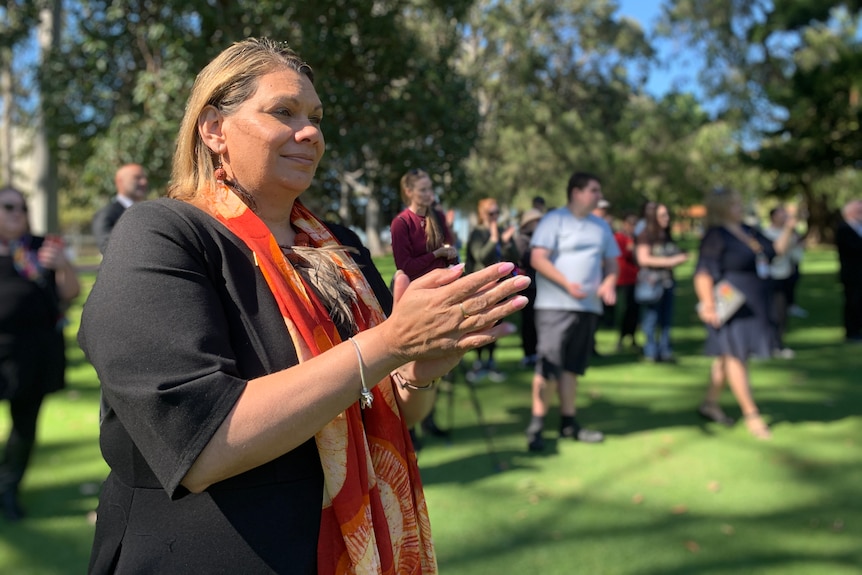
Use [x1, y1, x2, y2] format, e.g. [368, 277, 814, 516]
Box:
[348, 337, 374, 409]
[392, 371, 439, 391]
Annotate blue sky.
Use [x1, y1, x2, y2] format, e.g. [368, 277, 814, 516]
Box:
[616, 0, 703, 98]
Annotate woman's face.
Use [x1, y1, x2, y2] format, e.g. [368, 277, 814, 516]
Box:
[656, 205, 670, 229]
[406, 176, 434, 211]
[482, 203, 500, 225]
[728, 195, 744, 223]
[0, 190, 28, 241]
[221, 68, 325, 201]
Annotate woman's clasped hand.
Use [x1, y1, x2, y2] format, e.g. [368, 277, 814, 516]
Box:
[387, 261, 530, 378]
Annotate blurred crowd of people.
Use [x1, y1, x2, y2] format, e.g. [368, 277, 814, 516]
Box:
[388, 168, 862, 452]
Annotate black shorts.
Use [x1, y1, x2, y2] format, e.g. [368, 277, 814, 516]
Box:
[535, 309, 598, 378]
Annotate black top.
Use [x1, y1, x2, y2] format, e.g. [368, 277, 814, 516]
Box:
[0, 236, 65, 399]
[696, 225, 777, 359]
[79, 199, 392, 574]
[836, 220, 862, 285]
[91, 199, 127, 255]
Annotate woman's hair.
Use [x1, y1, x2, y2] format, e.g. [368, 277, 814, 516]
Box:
[477, 198, 498, 225]
[400, 168, 445, 252]
[0, 186, 25, 202]
[704, 187, 738, 227]
[169, 37, 314, 202]
[643, 203, 672, 243]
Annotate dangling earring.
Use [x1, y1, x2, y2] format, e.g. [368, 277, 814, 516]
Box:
[214, 156, 227, 182]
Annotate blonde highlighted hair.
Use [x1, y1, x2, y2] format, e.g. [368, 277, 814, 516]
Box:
[703, 187, 740, 228]
[168, 38, 313, 202]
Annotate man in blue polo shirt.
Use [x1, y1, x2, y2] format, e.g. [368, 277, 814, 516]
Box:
[526, 171, 619, 451]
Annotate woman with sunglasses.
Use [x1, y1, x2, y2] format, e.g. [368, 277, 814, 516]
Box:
[0, 186, 80, 520]
[465, 198, 519, 381]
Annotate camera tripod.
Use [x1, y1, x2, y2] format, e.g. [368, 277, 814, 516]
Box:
[437, 359, 505, 472]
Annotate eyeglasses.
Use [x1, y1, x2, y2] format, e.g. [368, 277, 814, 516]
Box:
[486, 211, 500, 217]
[2, 203, 27, 214]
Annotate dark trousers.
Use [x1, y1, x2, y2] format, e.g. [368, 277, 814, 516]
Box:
[616, 284, 639, 342]
[520, 290, 538, 358]
[0, 390, 45, 495]
[844, 282, 862, 339]
[770, 277, 793, 347]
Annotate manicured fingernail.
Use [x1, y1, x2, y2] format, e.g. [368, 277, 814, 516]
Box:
[512, 295, 529, 308]
[450, 263, 466, 273]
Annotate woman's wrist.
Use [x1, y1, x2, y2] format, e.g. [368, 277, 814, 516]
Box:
[391, 370, 439, 391]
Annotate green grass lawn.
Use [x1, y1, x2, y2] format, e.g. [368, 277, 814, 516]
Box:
[1, 249, 860, 574]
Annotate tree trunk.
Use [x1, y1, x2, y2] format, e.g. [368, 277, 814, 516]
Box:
[1, 47, 12, 186]
[800, 180, 836, 245]
[32, 1, 62, 234]
[364, 188, 383, 257]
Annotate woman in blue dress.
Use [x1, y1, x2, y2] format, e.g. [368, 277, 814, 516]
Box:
[693, 188, 796, 439]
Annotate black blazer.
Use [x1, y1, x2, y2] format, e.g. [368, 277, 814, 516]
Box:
[836, 220, 862, 285]
[91, 199, 127, 255]
[80, 198, 393, 574]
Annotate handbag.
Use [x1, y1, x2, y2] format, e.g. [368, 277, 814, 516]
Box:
[634, 269, 664, 304]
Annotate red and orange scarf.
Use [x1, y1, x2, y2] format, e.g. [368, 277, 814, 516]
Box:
[195, 184, 436, 575]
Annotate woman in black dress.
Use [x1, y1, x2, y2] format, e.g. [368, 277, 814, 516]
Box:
[693, 188, 796, 439]
[0, 186, 80, 520]
[79, 38, 529, 574]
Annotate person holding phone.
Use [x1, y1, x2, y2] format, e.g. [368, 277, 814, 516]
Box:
[0, 186, 80, 520]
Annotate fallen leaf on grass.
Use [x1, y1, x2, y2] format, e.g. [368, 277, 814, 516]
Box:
[685, 540, 700, 553]
[707, 481, 721, 492]
[632, 493, 644, 504]
[832, 520, 844, 532]
[720, 524, 734, 535]
[671, 504, 688, 515]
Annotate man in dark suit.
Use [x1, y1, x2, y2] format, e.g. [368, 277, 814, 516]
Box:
[836, 199, 862, 343]
[92, 164, 149, 254]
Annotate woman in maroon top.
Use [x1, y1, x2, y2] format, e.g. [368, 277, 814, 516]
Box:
[390, 169, 459, 441]
[614, 212, 640, 351]
[390, 169, 458, 281]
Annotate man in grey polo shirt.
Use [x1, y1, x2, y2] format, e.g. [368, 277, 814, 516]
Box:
[526, 171, 619, 451]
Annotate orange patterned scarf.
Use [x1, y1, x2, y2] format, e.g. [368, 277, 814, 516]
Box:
[194, 184, 436, 574]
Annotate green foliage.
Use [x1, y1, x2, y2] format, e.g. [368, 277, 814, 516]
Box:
[34, 0, 479, 235]
[662, 0, 862, 240]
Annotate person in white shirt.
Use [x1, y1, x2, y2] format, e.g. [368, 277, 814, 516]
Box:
[763, 205, 804, 358]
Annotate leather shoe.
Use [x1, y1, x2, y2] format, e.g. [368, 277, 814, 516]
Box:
[527, 432, 545, 452]
[1, 490, 24, 521]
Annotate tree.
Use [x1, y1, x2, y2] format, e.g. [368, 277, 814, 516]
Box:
[661, 0, 862, 241]
[30, 0, 478, 254]
[457, 0, 657, 213]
